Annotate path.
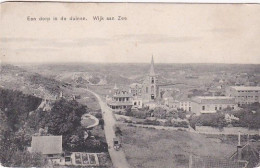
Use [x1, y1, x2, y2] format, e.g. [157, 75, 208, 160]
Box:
[86, 89, 130, 168]
[81, 114, 99, 129]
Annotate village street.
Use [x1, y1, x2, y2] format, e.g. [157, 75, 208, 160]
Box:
[86, 89, 130, 168]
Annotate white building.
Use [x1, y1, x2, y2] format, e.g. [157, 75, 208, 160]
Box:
[191, 96, 237, 115]
[226, 86, 260, 106]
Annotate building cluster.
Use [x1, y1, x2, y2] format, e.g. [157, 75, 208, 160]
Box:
[106, 57, 260, 115]
[106, 56, 159, 111]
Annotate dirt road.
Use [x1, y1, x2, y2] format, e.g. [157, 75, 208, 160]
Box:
[86, 89, 130, 168]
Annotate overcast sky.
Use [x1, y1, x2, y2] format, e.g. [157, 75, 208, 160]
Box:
[1, 3, 260, 64]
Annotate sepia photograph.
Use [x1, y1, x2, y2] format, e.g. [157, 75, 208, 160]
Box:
[0, 2, 260, 168]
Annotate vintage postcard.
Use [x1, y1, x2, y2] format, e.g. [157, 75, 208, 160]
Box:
[0, 2, 260, 168]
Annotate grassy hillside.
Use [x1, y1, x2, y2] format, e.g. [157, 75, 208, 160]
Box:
[120, 125, 236, 168]
[0, 64, 66, 99]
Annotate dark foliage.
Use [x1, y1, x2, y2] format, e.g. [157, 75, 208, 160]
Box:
[0, 88, 42, 131]
[189, 113, 227, 129]
[0, 89, 46, 167]
[42, 98, 86, 150]
[230, 103, 260, 129]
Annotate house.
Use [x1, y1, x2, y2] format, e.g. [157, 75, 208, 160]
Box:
[164, 97, 179, 109]
[179, 99, 192, 112]
[230, 133, 260, 168]
[107, 86, 133, 112]
[30, 135, 63, 158]
[129, 83, 142, 97]
[191, 96, 237, 115]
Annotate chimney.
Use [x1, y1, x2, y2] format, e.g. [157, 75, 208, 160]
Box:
[237, 131, 242, 161]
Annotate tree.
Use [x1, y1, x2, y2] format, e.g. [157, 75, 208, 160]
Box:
[42, 99, 87, 151]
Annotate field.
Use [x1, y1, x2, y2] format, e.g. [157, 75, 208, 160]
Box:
[120, 125, 236, 168]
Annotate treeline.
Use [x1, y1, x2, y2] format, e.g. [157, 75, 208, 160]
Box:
[0, 88, 42, 131]
[41, 98, 86, 151]
[189, 113, 227, 129]
[27, 73, 63, 95]
[231, 103, 260, 129]
[0, 88, 47, 167]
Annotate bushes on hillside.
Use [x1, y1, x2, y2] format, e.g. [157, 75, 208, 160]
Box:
[189, 113, 227, 129]
[0, 88, 42, 131]
[0, 109, 46, 167]
[230, 103, 260, 129]
[41, 99, 86, 150]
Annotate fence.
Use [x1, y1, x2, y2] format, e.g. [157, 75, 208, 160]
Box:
[189, 155, 248, 168]
[195, 126, 260, 135]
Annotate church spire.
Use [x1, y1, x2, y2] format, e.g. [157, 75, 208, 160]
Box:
[113, 83, 118, 90]
[150, 55, 155, 76]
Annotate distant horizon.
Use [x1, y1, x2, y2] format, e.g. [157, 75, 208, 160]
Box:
[2, 61, 260, 65]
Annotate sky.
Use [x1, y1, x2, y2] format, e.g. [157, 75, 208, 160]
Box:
[0, 3, 260, 64]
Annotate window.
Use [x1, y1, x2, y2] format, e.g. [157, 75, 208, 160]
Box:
[151, 77, 154, 84]
[151, 86, 154, 93]
[215, 106, 217, 110]
[151, 94, 155, 100]
[146, 87, 148, 93]
[202, 106, 205, 111]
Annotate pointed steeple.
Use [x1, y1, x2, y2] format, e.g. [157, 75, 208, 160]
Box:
[113, 83, 118, 90]
[150, 55, 155, 76]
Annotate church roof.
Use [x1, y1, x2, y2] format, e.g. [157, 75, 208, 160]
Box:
[150, 56, 156, 76]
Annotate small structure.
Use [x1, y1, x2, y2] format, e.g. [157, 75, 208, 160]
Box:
[31, 135, 63, 158]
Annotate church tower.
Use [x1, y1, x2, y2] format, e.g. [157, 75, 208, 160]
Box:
[149, 56, 156, 100]
[142, 56, 157, 103]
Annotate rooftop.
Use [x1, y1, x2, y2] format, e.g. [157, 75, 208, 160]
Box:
[31, 136, 62, 155]
[129, 83, 142, 88]
[196, 96, 234, 100]
[192, 96, 235, 104]
[230, 86, 260, 91]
